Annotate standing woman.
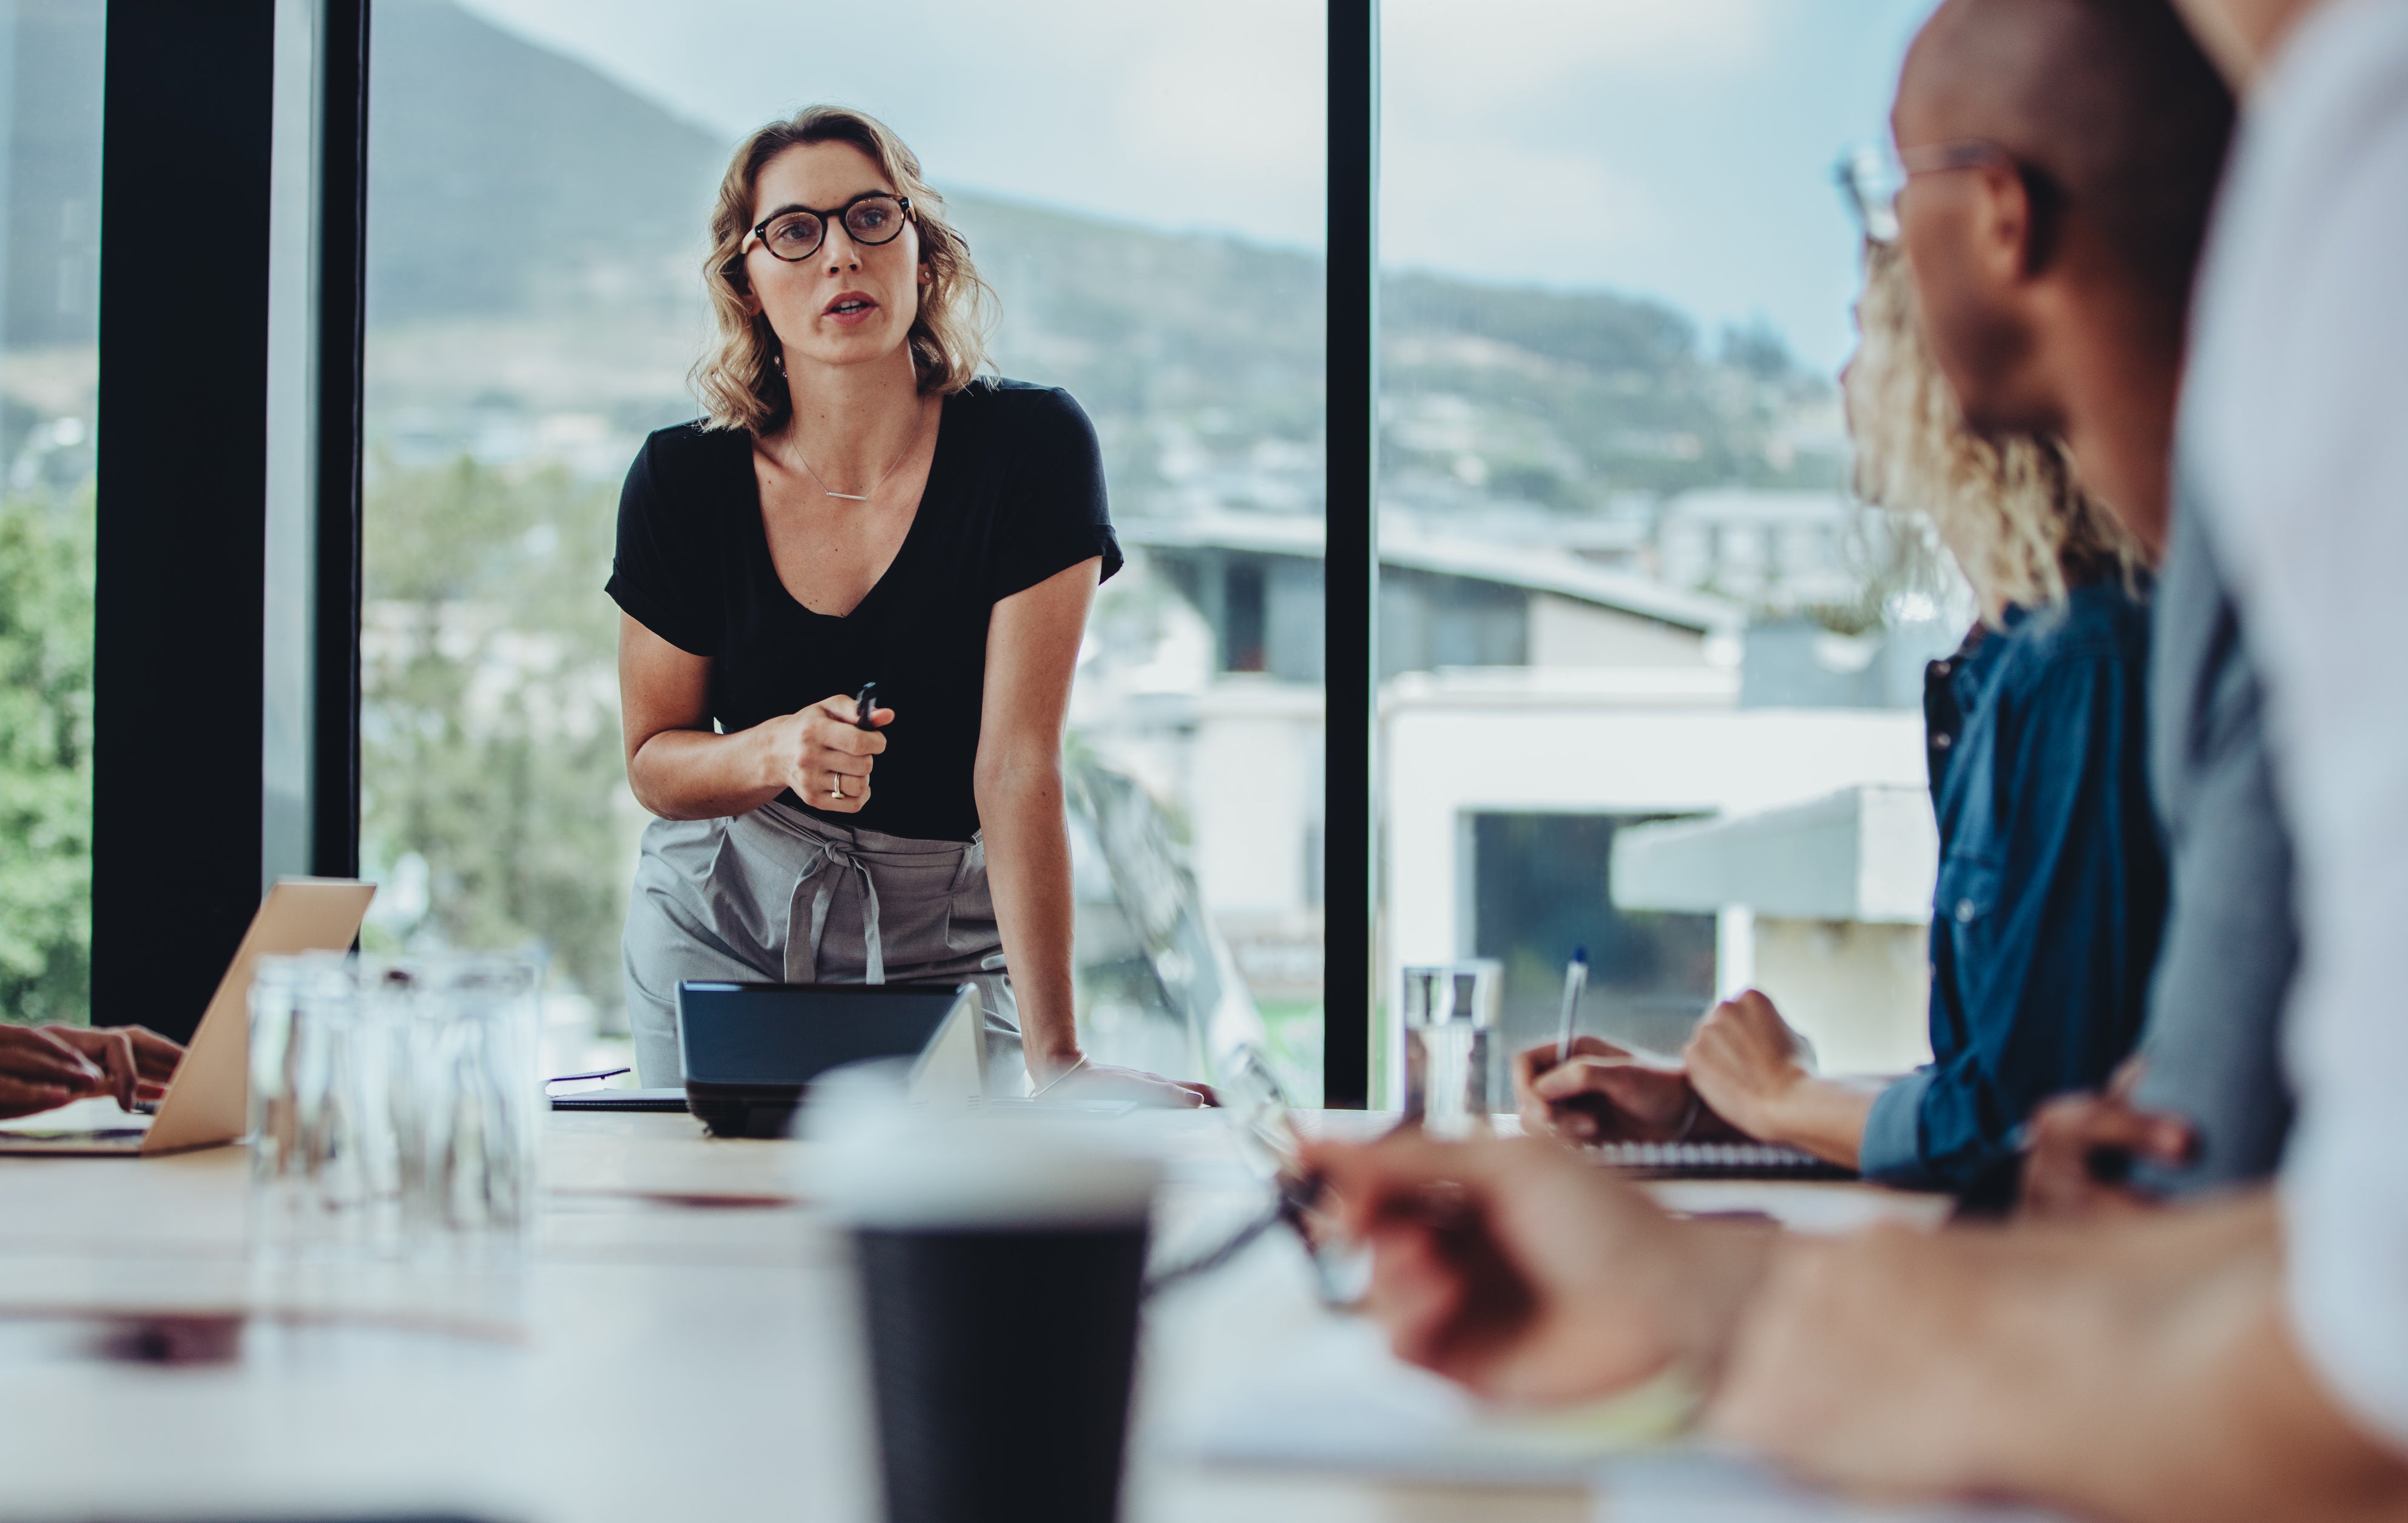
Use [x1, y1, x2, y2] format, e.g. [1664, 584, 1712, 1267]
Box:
[611, 106, 1205, 1104]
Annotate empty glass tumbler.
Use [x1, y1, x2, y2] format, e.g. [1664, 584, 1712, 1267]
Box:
[250, 951, 384, 1249]
[249, 950, 544, 1256]
[1399, 961, 1501, 1137]
[402, 955, 543, 1239]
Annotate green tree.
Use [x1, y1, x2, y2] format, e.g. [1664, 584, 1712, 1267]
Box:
[362, 457, 629, 1013]
[0, 489, 93, 1026]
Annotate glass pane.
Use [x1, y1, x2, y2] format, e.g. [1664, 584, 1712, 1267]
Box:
[1378, 1, 1952, 1101]
[0, 0, 104, 1029]
[364, 1, 1325, 1095]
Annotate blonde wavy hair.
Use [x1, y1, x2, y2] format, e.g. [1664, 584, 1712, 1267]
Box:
[1845, 240, 2143, 624]
[692, 106, 995, 433]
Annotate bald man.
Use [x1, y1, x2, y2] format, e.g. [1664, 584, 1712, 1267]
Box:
[1708, 0, 2408, 1516]
[1307, 0, 2408, 1516]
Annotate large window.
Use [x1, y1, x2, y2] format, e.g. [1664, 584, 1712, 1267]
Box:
[1376, 0, 1951, 1096]
[0, 0, 104, 1028]
[362, 0, 1327, 1093]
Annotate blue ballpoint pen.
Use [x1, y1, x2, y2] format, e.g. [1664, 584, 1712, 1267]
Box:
[1555, 947, 1589, 1064]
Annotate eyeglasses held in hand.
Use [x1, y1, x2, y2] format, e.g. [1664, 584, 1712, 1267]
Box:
[741, 192, 914, 263]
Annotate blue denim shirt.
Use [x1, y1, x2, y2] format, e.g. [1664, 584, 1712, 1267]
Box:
[1858, 580, 2168, 1194]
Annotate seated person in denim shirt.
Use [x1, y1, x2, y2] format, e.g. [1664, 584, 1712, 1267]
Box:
[1515, 241, 2166, 1198]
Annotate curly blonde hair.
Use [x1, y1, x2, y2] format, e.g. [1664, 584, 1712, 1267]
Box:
[692, 106, 995, 433]
[1845, 239, 2143, 623]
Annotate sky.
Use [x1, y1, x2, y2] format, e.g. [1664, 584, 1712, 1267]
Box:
[456, 0, 1938, 373]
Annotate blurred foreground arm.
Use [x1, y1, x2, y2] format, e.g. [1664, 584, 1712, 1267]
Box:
[1302, 1133, 1773, 1401]
[1712, 1192, 2408, 1522]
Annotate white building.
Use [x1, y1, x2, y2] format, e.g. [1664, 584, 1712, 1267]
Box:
[1078, 506, 1946, 1103]
[1379, 671, 1927, 1103]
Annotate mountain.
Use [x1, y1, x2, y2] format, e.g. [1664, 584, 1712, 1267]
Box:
[364, 0, 1839, 507]
[367, 0, 726, 324]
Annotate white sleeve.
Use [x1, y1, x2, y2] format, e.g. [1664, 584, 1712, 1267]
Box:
[2183, 0, 2408, 1457]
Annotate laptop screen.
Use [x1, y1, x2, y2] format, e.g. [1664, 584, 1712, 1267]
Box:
[675, 982, 969, 1089]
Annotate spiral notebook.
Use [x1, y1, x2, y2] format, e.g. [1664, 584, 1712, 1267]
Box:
[1588, 1140, 1856, 1181]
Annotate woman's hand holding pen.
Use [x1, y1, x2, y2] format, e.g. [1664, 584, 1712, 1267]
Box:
[759, 692, 893, 813]
[1513, 1036, 1724, 1144]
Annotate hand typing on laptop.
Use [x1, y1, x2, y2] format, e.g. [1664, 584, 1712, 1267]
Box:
[0, 1023, 182, 1117]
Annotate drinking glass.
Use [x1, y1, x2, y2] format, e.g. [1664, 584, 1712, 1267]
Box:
[250, 951, 369, 1251]
[1399, 961, 1501, 1138]
[401, 953, 543, 1244]
[249, 950, 543, 1259]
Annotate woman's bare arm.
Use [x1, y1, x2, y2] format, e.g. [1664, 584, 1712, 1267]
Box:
[972, 559, 1098, 1082]
[619, 613, 888, 821]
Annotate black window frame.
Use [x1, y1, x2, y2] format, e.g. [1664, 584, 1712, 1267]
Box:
[92, 0, 368, 1044]
[90, 0, 1376, 1101]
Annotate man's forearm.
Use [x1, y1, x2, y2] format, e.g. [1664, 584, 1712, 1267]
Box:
[1924, 1198, 2408, 1523]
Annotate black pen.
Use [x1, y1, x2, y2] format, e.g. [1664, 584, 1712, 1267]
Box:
[854, 681, 879, 730]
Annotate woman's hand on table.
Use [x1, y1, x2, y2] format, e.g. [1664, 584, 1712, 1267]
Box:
[1513, 1035, 1711, 1143]
[1037, 1054, 1215, 1109]
[757, 692, 893, 814]
[1301, 1132, 1773, 1403]
[0, 1022, 181, 1116]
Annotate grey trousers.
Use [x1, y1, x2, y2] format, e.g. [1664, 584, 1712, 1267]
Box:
[621, 800, 1020, 1089]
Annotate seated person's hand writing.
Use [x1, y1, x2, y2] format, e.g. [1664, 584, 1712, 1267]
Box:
[1512, 1035, 1734, 1144]
[2017, 1058, 2196, 1221]
[1302, 1133, 1771, 1403]
[0, 1022, 183, 1117]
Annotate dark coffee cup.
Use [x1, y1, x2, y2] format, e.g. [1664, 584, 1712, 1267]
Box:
[807, 1089, 1161, 1523]
[857, 1218, 1148, 1523]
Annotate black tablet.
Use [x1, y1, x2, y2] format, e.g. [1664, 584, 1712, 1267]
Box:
[674, 981, 975, 1138]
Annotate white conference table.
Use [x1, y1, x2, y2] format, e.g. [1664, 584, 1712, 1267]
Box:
[0, 1106, 1947, 1522]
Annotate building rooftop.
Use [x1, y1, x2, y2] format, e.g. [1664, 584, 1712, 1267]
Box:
[1118, 507, 1749, 635]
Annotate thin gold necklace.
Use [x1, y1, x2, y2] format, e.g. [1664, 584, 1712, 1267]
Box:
[783, 404, 930, 502]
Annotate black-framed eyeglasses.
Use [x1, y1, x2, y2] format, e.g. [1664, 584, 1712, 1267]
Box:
[740, 192, 914, 263]
[1836, 138, 2023, 246]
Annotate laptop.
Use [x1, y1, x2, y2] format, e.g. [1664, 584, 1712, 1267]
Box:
[0, 878, 376, 1157]
[675, 981, 987, 1138]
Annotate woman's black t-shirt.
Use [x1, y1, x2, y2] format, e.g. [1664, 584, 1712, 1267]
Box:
[606, 379, 1121, 843]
